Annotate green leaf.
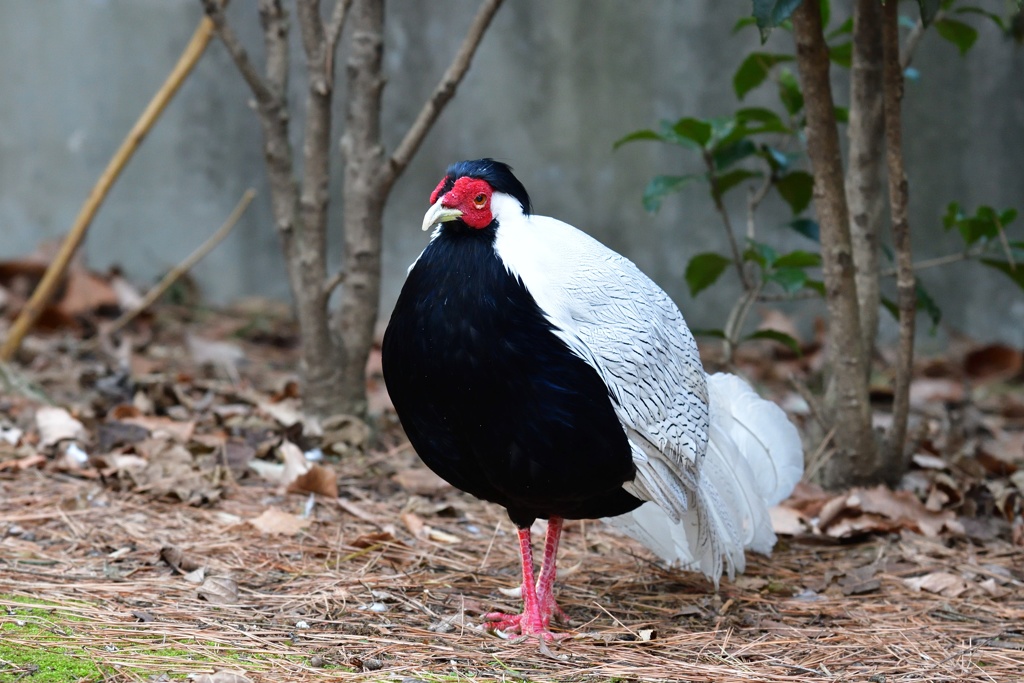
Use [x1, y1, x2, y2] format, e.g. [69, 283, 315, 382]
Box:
[685, 252, 734, 297]
[655, 119, 702, 149]
[828, 41, 852, 67]
[955, 6, 1007, 32]
[701, 118, 739, 151]
[942, 201, 962, 230]
[916, 282, 942, 333]
[714, 169, 762, 199]
[734, 107, 791, 135]
[671, 117, 713, 147]
[773, 250, 822, 268]
[1000, 208, 1019, 226]
[750, 0, 805, 40]
[918, 0, 942, 26]
[776, 171, 814, 214]
[788, 218, 820, 241]
[826, 16, 853, 40]
[935, 18, 979, 55]
[613, 129, 664, 150]
[777, 69, 804, 115]
[759, 145, 794, 172]
[803, 278, 826, 295]
[880, 296, 899, 321]
[712, 139, 758, 170]
[642, 174, 702, 213]
[958, 217, 998, 244]
[744, 240, 779, 268]
[733, 16, 759, 33]
[745, 329, 802, 355]
[833, 106, 850, 123]
[980, 259, 1024, 291]
[819, 0, 830, 30]
[734, 53, 795, 99]
[768, 267, 809, 293]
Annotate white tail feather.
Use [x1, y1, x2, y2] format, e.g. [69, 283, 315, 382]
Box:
[604, 373, 803, 585]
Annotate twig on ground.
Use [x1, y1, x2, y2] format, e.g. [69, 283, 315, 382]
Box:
[101, 189, 256, 337]
[0, 17, 215, 362]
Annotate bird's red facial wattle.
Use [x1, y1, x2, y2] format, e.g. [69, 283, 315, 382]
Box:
[428, 176, 494, 230]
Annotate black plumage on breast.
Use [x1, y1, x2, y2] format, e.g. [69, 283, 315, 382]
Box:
[382, 224, 643, 528]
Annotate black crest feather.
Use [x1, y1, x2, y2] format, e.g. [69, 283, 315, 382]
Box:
[443, 158, 532, 215]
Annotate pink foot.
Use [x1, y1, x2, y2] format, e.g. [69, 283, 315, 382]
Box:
[483, 610, 569, 640]
[483, 518, 570, 641]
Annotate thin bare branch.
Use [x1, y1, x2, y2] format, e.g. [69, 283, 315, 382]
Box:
[103, 189, 256, 337]
[325, 0, 355, 82]
[295, 0, 326, 65]
[883, 0, 915, 476]
[259, 0, 290, 94]
[901, 11, 946, 70]
[722, 281, 764, 363]
[746, 174, 773, 241]
[704, 151, 751, 291]
[201, 1, 277, 105]
[384, 0, 505, 189]
[323, 270, 346, 297]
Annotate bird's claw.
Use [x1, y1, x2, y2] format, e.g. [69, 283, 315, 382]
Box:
[483, 611, 569, 641]
[483, 595, 569, 640]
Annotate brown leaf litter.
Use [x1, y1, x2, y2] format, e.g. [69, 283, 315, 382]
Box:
[1, 302, 1023, 681]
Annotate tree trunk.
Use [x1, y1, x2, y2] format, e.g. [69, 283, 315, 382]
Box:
[244, 1, 343, 422]
[882, 0, 915, 480]
[337, 0, 387, 418]
[205, 0, 503, 421]
[846, 0, 885, 362]
[792, 0, 878, 487]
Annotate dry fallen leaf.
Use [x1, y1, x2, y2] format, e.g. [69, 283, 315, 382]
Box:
[321, 413, 370, 457]
[279, 440, 311, 482]
[769, 505, 808, 536]
[183, 567, 207, 584]
[258, 399, 306, 429]
[35, 406, 85, 447]
[818, 486, 957, 538]
[425, 527, 460, 544]
[122, 441, 223, 506]
[197, 575, 239, 604]
[159, 546, 204, 573]
[248, 507, 312, 536]
[400, 511, 426, 537]
[904, 571, 970, 598]
[393, 466, 452, 496]
[121, 415, 196, 443]
[187, 334, 246, 369]
[287, 464, 339, 498]
[963, 343, 1022, 383]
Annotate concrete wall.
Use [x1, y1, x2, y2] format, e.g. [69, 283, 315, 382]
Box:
[1, 1, 1022, 345]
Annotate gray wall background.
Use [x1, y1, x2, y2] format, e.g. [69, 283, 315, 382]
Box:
[1, 1, 1022, 346]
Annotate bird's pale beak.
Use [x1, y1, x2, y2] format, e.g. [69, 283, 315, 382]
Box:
[421, 200, 463, 232]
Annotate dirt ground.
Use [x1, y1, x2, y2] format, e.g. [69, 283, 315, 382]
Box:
[1, 305, 1023, 682]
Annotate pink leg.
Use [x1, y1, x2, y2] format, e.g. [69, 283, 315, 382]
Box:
[536, 517, 569, 624]
[484, 519, 568, 639]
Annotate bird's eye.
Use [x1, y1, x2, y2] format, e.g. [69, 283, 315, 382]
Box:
[473, 193, 487, 208]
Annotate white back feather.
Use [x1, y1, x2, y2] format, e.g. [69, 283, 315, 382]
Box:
[485, 193, 803, 584]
